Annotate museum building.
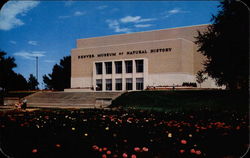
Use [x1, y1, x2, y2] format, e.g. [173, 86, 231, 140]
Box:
[68, 24, 218, 92]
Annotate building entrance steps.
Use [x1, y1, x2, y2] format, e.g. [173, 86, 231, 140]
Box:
[26, 91, 123, 108]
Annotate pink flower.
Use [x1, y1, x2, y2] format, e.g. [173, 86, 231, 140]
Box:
[122, 153, 128, 158]
[92, 145, 99, 150]
[195, 150, 202, 155]
[102, 154, 107, 158]
[131, 154, 137, 158]
[134, 147, 140, 152]
[32, 149, 37, 153]
[142, 147, 149, 152]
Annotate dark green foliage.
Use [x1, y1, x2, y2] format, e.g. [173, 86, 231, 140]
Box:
[0, 51, 28, 91]
[111, 90, 248, 111]
[43, 56, 71, 91]
[196, 71, 207, 88]
[195, 0, 249, 90]
[0, 51, 17, 90]
[27, 74, 39, 90]
[182, 82, 197, 87]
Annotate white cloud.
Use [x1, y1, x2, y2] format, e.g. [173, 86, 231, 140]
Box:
[10, 40, 17, 44]
[137, 18, 156, 23]
[0, 1, 39, 31]
[97, 5, 108, 10]
[120, 16, 155, 23]
[28, 40, 38, 46]
[44, 60, 56, 63]
[74, 11, 85, 16]
[134, 24, 153, 28]
[168, 8, 181, 14]
[14, 51, 45, 60]
[106, 19, 131, 33]
[164, 8, 189, 18]
[59, 11, 86, 19]
[120, 16, 140, 23]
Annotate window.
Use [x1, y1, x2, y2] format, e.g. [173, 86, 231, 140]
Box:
[115, 61, 122, 74]
[105, 62, 112, 74]
[106, 79, 112, 91]
[95, 63, 102, 75]
[115, 78, 122, 90]
[136, 78, 144, 90]
[125, 60, 132, 73]
[135, 60, 143, 73]
[96, 79, 102, 91]
[126, 78, 133, 90]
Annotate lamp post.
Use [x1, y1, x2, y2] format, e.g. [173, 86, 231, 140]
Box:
[36, 56, 38, 83]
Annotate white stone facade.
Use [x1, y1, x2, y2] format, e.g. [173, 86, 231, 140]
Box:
[69, 24, 220, 91]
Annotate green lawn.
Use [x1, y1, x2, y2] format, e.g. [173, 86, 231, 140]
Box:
[110, 90, 248, 112]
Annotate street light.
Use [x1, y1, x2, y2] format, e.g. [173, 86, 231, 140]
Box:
[36, 56, 38, 82]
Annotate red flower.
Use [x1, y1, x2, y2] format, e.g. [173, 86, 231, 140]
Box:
[32, 149, 38, 153]
[102, 154, 107, 158]
[179, 149, 185, 154]
[181, 139, 187, 144]
[103, 147, 107, 151]
[106, 150, 111, 155]
[190, 149, 196, 154]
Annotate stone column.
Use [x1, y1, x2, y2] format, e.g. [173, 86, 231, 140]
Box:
[132, 60, 136, 90]
[122, 60, 126, 91]
[112, 61, 115, 91]
[93, 62, 96, 91]
[143, 58, 148, 90]
[102, 62, 105, 91]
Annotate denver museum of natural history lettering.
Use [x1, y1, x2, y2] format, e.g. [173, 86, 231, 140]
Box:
[68, 24, 218, 92]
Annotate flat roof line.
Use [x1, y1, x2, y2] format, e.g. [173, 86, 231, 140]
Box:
[72, 38, 193, 51]
[76, 23, 210, 41]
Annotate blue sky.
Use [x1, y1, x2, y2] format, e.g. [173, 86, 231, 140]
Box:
[0, 0, 220, 89]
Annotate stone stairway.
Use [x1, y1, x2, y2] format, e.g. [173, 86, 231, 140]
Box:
[26, 91, 122, 108]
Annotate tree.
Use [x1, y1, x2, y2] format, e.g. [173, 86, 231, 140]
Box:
[43, 56, 71, 91]
[196, 71, 208, 88]
[195, 0, 249, 90]
[27, 74, 39, 90]
[0, 51, 16, 91]
[0, 51, 17, 90]
[0, 51, 30, 91]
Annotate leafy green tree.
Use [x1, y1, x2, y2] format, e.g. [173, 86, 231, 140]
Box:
[195, 0, 249, 90]
[11, 73, 28, 90]
[196, 71, 208, 88]
[0, 51, 29, 91]
[0, 51, 16, 91]
[27, 74, 39, 90]
[43, 56, 71, 91]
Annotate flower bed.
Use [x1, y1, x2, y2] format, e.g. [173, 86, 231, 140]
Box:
[0, 108, 248, 158]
